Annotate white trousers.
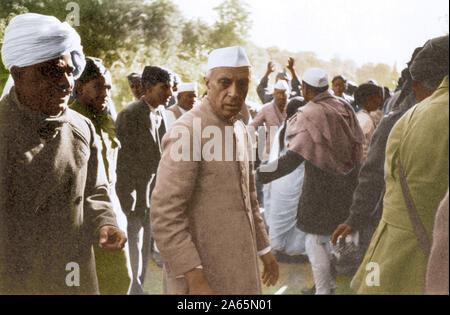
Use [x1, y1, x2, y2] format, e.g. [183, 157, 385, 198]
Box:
[305, 233, 336, 295]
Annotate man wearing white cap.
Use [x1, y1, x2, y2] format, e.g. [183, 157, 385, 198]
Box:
[0, 13, 126, 294]
[258, 68, 363, 294]
[250, 79, 289, 156]
[151, 46, 279, 294]
[167, 82, 198, 119]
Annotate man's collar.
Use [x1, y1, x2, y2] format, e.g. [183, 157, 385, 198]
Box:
[143, 99, 161, 113]
[312, 90, 333, 102]
[71, 100, 109, 121]
[178, 106, 186, 115]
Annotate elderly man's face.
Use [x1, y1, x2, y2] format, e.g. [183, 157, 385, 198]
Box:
[144, 81, 173, 108]
[177, 91, 197, 111]
[273, 88, 288, 107]
[11, 55, 75, 116]
[332, 78, 346, 97]
[205, 67, 250, 120]
[77, 72, 112, 113]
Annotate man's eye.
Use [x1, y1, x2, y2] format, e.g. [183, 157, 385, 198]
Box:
[51, 70, 63, 78]
[43, 67, 64, 78]
[238, 80, 249, 88]
[220, 79, 231, 86]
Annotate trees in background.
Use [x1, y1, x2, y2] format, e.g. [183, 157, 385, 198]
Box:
[0, 0, 400, 109]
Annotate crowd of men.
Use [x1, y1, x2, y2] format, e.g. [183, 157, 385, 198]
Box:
[0, 13, 448, 295]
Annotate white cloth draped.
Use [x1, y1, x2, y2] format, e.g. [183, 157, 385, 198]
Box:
[264, 123, 307, 255]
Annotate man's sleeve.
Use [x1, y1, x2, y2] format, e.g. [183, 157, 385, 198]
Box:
[290, 77, 302, 97]
[249, 162, 270, 252]
[150, 124, 202, 277]
[115, 111, 137, 216]
[250, 108, 266, 129]
[345, 111, 402, 230]
[84, 122, 118, 238]
[257, 76, 273, 104]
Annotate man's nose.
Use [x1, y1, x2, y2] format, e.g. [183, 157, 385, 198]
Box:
[100, 88, 108, 98]
[228, 83, 238, 99]
[58, 72, 73, 90]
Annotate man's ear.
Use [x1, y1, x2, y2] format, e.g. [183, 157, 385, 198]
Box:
[144, 83, 151, 94]
[204, 76, 210, 90]
[75, 82, 84, 97]
[10, 66, 23, 83]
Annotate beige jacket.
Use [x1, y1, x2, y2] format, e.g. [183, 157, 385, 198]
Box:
[250, 101, 286, 156]
[151, 98, 270, 294]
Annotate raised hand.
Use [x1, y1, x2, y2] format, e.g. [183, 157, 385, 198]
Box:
[265, 61, 275, 77]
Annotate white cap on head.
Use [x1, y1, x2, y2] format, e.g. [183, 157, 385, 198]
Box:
[303, 68, 329, 88]
[206, 46, 251, 72]
[177, 82, 198, 94]
[274, 80, 290, 91]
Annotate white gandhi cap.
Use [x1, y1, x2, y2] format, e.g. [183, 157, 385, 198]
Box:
[177, 82, 198, 94]
[207, 46, 251, 72]
[274, 80, 290, 91]
[302, 67, 329, 88]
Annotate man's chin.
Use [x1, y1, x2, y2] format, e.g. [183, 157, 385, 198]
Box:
[223, 108, 241, 120]
[44, 102, 67, 116]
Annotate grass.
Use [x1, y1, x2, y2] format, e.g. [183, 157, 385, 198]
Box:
[143, 258, 354, 295]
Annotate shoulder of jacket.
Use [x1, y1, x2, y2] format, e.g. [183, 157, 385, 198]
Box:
[120, 99, 146, 116]
[66, 109, 95, 144]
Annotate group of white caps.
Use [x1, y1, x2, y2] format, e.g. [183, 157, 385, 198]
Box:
[207, 46, 329, 89]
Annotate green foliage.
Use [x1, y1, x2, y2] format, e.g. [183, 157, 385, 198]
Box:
[0, 0, 400, 108]
[209, 0, 251, 48]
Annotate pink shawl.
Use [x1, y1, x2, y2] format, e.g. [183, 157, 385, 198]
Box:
[286, 91, 364, 175]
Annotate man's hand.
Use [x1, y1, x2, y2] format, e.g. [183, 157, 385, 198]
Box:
[185, 268, 214, 295]
[99, 225, 127, 251]
[286, 57, 300, 82]
[265, 61, 275, 77]
[331, 224, 357, 245]
[287, 57, 295, 72]
[260, 252, 279, 287]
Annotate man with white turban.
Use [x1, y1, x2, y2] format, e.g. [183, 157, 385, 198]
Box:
[0, 13, 126, 294]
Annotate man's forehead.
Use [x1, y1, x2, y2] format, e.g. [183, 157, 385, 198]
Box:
[210, 66, 250, 78]
[39, 55, 74, 68]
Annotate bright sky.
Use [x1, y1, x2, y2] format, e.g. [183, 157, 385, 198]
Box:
[172, 0, 449, 69]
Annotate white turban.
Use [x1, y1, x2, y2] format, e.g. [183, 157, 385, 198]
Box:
[1, 13, 85, 78]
